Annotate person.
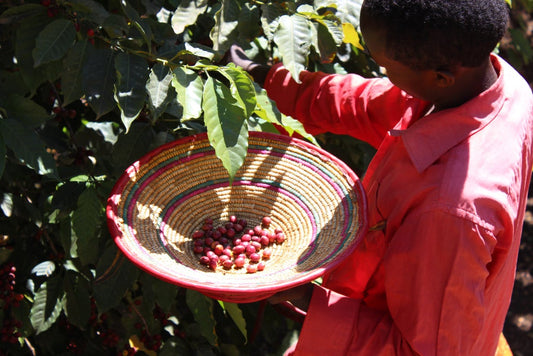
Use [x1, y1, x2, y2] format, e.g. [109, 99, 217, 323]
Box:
[228, 0, 533, 355]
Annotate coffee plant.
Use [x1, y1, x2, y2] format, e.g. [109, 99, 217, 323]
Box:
[0, 0, 379, 354]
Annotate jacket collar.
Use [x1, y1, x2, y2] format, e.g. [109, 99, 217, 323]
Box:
[389, 54, 506, 173]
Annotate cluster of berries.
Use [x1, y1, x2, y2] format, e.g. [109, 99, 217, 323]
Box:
[191, 215, 286, 273]
[0, 263, 24, 308]
[0, 318, 22, 345]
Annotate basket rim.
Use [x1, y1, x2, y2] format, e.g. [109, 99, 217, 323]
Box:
[106, 131, 368, 300]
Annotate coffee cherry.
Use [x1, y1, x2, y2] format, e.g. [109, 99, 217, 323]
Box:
[232, 245, 245, 255]
[234, 257, 245, 268]
[262, 248, 272, 260]
[261, 216, 272, 227]
[249, 253, 261, 263]
[222, 260, 233, 269]
[257, 261, 266, 271]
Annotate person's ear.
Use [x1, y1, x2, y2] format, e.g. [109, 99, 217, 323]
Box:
[434, 70, 455, 88]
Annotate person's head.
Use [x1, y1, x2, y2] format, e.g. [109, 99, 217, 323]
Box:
[359, 0, 509, 107]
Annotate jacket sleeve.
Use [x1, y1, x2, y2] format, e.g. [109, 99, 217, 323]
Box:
[264, 64, 428, 149]
[292, 210, 495, 356]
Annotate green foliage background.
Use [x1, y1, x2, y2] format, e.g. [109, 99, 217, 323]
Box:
[0, 0, 530, 355]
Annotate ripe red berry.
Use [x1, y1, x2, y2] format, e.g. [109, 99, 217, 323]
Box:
[234, 257, 245, 268]
[257, 261, 266, 271]
[253, 225, 263, 235]
[262, 216, 272, 227]
[249, 253, 261, 263]
[245, 245, 256, 256]
[232, 245, 245, 255]
[246, 264, 257, 273]
[260, 235, 270, 246]
[262, 248, 272, 259]
[192, 230, 204, 239]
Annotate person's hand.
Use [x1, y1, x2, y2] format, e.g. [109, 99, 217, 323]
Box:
[225, 44, 257, 71]
[223, 44, 272, 86]
[267, 283, 314, 312]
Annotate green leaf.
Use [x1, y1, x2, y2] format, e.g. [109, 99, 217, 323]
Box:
[114, 53, 149, 132]
[0, 70, 28, 98]
[0, 3, 44, 20]
[111, 122, 155, 175]
[30, 275, 65, 334]
[2, 94, 49, 128]
[217, 65, 257, 118]
[218, 301, 247, 342]
[202, 76, 248, 181]
[33, 19, 76, 68]
[121, 2, 152, 50]
[69, 0, 110, 25]
[31, 261, 56, 277]
[102, 13, 130, 38]
[254, 86, 318, 145]
[82, 47, 116, 118]
[171, 67, 204, 120]
[322, 17, 344, 46]
[139, 273, 179, 312]
[314, 21, 338, 64]
[0, 192, 13, 217]
[185, 289, 218, 347]
[331, 0, 362, 28]
[170, 0, 209, 34]
[260, 3, 284, 42]
[210, 0, 241, 52]
[72, 187, 103, 266]
[62, 40, 89, 106]
[60, 216, 78, 259]
[273, 14, 313, 82]
[93, 244, 140, 312]
[510, 28, 533, 64]
[14, 9, 50, 93]
[0, 133, 5, 179]
[146, 62, 174, 120]
[237, 2, 262, 42]
[184, 42, 217, 61]
[63, 270, 91, 329]
[0, 118, 58, 178]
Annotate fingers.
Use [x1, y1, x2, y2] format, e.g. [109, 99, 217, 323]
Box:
[267, 283, 314, 312]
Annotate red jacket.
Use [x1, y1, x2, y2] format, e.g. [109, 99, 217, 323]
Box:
[264, 55, 533, 355]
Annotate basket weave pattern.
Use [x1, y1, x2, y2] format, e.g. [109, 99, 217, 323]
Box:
[107, 132, 367, 302]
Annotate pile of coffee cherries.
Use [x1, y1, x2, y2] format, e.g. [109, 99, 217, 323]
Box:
[191, 215, 286, 273]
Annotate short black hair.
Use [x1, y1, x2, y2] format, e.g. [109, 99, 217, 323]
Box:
[360, 0, 509, 70]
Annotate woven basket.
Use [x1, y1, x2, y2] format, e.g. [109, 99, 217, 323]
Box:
[106, 132, 367, 303]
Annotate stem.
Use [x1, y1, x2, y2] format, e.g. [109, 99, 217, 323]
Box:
[43, 229, 59, 257]
[128, 298, 150, 335]
[24, 338, 36, 356]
